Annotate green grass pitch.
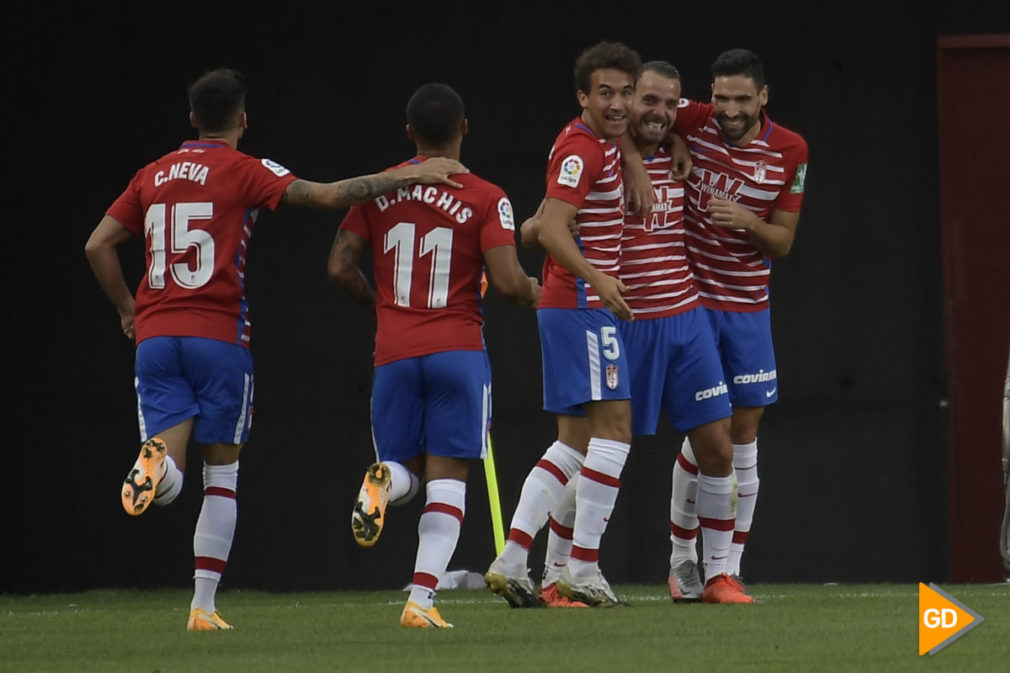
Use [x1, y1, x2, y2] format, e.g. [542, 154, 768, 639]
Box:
[2, 583, 1008, 672]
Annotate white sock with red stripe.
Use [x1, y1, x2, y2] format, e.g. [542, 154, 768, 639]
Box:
[153, 455, 183, 506]
[670, 438, 700, 566]
[384, 460, 421, 506]
[542, 473, 578, 587]
[500, 441, 583, 570]
[568, 438, 629, 579]
[407, 479, 466, 609]
[728, 440, 759, 576]
[697, 472, 736, 581]
[191, 461, 238, 614]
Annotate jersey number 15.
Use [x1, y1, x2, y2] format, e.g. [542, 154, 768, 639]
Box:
[145, 202, 215, 290]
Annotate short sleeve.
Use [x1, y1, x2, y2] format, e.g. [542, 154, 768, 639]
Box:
[544, 134, 606, 209]
[340, 203, 371, 243]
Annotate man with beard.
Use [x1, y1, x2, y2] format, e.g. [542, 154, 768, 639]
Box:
[666, 48, 809, 594]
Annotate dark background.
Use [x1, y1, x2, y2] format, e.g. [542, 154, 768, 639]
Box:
[5, 1, 1009, 594]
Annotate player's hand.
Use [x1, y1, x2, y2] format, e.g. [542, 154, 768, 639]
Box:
[526, 276, 542, 307]
[623, 161, 654, 218]
[669, 134, 693, 181]
[593, 274, 633, 321]
[566, 215, 579, 237]
[119, 311, 135, 341]
[707, 198, 755, 231]
[404, 157, 468, 188]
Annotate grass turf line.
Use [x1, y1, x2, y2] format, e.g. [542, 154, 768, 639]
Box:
[1, 583, 1008, 673]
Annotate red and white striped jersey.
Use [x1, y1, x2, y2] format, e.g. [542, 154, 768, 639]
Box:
[106, 140, 297, 346]
[620, 144, 699, 319]
[674, 100, 808, 311]
[539, 118, 625, 309]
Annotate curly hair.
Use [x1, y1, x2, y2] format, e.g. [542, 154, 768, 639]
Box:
[574, 41, 642, 94]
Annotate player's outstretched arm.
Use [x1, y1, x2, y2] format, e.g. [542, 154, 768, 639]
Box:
[537, 198, 632, 321]
[84, 215, 137, 340]
[327, 228, 376, 314]
[483, 245, 540, 307]
[283, 157, 468, 210]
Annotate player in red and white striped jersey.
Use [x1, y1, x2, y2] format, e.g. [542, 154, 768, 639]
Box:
[541, 62, 751, 604]
[85, 68, 465, 630]
[329, 83, 539, 628]
[485, 41, 642, 608]
[668, 49, 809, 588]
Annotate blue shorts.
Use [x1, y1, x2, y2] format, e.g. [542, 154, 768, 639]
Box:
[135, 336, 254, 445]
[537, 308, 632, 415]
[620, 308, 731, 435]
[703, 307, 778, 407]
[371, 350, 491, 462]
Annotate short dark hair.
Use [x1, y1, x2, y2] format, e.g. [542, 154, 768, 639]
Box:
[188, 68, 246, 133]
[642, 60, 681, 81]
[711, 49, 765, 90]
[574, 41, 642, 94]
[406, 83, 465, 146]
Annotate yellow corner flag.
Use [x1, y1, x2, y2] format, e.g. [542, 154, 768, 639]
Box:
[918, 582, 984, 655]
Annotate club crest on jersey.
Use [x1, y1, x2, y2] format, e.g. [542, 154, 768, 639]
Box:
[557, 155, 584, 188]
[261, 158, 291, 177]
[753, 160, 767, 184]
[497, 197, 515, 231]
[606, 364, 619, 390]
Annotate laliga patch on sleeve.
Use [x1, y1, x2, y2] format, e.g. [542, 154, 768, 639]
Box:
[678, 97, 690, 108]
[261, 158, 291, 177]
[556, 155, 584, 188]
[790, 163, 807, 194]
[497, 197, 515, 231]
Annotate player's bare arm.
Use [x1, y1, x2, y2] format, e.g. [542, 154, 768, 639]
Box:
[520, 199, 578, 249]
[708, 199, 799, 259]
[283, 158, 467, 210]
[669, 133, 692, 180]
[619, 134, 653, 217]
[326, 229, 376, 313]
[483, 245, 541, 307]
[537, 198, 633, 321]
[84, 215, 137, 340]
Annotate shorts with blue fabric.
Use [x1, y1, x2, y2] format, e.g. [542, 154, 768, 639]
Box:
[537, 307, 631, 415]
[621, 307, 731, 435]
[703, 307, 779, 407]
[135, 336, 254, 445]
[370, 350, 491, 462]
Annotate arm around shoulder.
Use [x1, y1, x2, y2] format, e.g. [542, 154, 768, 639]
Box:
[282, 158, 468, 211]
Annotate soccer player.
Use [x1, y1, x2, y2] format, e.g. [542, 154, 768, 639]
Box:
[667, 48, 809, 587]
[484, 41, 641, 608]
[84, 68, 465, 631]
[327, 82, 540, 629]
[539, 61, 753, 604]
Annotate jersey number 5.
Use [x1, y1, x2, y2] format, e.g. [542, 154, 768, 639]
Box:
[384, 221, 454, 309]
[145, 202, 215, 290]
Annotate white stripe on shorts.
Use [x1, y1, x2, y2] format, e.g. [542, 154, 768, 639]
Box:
[135, 376, 148, 441]
[586, 330, 602, 400]
[481, 382, 491, 460]
[232, 373, 252, 444]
